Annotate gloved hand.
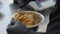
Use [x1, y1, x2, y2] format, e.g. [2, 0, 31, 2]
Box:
[17, 28, 43, 34]
[6, 21, 27, 34]
[6, 20, 44, 34]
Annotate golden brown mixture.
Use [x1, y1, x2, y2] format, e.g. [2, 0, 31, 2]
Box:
[13, 11, 36, 26]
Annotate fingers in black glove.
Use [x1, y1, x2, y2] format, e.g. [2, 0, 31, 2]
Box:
[7, 21, 26, 34]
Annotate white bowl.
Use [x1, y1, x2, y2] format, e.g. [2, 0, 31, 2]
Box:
[12, 11, 44, 28]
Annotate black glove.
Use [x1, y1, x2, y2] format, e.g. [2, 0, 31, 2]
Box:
[6, 21, 27, 34]
[22, 27, 44, 34]
[50, 0, 60, 20]
[6, 20, 44, 34]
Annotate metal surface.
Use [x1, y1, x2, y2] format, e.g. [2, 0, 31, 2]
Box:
[0, 0, 52, 34]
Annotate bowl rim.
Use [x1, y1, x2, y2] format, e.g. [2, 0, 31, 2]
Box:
[12, 11, 44, 28]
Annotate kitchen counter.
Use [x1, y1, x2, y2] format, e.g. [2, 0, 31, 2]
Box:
[0, 0, 52, 34]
